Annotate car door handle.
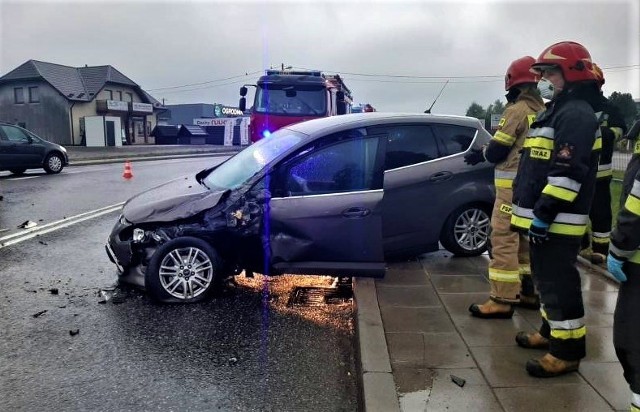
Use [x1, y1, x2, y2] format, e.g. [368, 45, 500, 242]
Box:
[428, 171, 453, 182]
[342, 207, 371, 218]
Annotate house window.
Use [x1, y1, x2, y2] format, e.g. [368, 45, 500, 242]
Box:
[118, 91, 123, 101]
[126, 92, 133, 102]
[105, 89, 113, 100]
[14, 87, 24, 104]
[28, 86, 39, 103]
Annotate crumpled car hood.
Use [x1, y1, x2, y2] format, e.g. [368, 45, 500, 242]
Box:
[122, 175, 226, 224]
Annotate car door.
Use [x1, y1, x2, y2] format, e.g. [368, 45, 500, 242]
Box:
[267, 131, 387, 277]
[0, 125, 43, 168]
[367, 123, 473, 257]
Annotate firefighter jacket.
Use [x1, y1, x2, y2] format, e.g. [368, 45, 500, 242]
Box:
[610, 169, 640, 266]
[511, 86, 601, 237]
[596, 95, 627, 179]
[627, 119, 640, 155]
[484, 90, 545, 189]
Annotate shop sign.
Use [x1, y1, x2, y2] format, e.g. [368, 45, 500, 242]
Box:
[194, 118, 229, 127]
[106, 100, 129, 112]
[132, 102, 153, 113]
[213, 104, 243, 117]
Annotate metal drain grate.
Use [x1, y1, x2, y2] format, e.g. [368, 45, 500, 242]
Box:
[287, 286, 353, 307]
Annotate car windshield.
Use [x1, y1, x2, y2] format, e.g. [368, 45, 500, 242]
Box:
[254, 86, 326, 116]
[202, 130, 305, 190]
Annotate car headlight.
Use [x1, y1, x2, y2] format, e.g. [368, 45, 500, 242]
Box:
[132, 228, 146, 243]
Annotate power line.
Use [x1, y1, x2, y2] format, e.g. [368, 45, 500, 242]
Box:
[146, 70, 262, 92]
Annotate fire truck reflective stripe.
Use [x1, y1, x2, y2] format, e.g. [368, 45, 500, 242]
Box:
[489, 268, 521, 282]
[524, 137, 554, 150]
[492, 131, 516, 146]
[551, 325, 586, 340]
[610, 127, 624, 140]
[528, 127, 555, 140]
[527, 114, 536, 127]
[624, 194, 640, 216]
[609, 243, 637, 259]
[542, 184, 578, 202]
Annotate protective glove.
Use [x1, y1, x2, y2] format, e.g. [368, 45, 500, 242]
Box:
[528, 217, 550, 245]
[464, 148, 485, 166]
[607, 253, 627, 282]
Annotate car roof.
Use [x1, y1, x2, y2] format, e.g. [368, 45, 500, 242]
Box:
[283, 113, 486, 141]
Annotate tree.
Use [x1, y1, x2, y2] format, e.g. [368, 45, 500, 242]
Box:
[465, 102, 486, 120]
[489, 99, 505, 115]
[608, 92, 638, 129]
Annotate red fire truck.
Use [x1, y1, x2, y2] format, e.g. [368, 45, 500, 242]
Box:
[239, 69, 352, 143]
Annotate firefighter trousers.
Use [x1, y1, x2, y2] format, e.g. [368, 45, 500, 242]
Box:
[530, 236, 586, 361]
[584, 177, 612, 255]
[489, 186, 531, 304]
[614, 262, 640, 394]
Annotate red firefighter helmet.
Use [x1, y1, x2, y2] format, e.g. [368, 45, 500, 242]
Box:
[531, 41, 598, 83]
[592, 63, 605, 88]
[505, 56, 539, 91]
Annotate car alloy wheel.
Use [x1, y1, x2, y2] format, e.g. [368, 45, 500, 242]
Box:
[45, 153, 63, 173]
[440, 204, 491, 257]
[145, 236, 221, 303]
[454, 207, 490, 252]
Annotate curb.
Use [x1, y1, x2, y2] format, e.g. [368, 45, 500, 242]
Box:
[68, 151, 241, 166]
[353, 277, 400, 412]
[577, 255, 619, 284]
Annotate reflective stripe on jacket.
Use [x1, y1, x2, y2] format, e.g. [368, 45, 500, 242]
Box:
[484, 90, 545, 189]
[610, 170, 640, 265]
[511, 92, 600, 237]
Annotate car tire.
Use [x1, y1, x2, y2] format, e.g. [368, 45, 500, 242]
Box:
[44, 152, 64, 174]
[440, 204, 491, 257]
[9, 168, 27, 175]
[145, 236, 222, 304]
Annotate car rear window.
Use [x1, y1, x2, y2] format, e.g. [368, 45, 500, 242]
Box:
[432, 124, 476, 156]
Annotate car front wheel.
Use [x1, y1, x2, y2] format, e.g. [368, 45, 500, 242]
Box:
[145, 236, 221, 303]
[44, 153, 64, 174]
[440, 204, 490, 257]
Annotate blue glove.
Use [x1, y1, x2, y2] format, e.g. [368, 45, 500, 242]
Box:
[607, 253, 627, 282]
[529, 217, 550, 245]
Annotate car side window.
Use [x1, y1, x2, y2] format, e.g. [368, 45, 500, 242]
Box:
[367, 125, 439, 170]
[0, 125, 30, 143]
[282, 136, 380, 196]
[432, 124, 476, 156]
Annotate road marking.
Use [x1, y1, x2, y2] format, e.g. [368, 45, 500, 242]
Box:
[0, 202, 125, 249]
[7, 176, 39, 181]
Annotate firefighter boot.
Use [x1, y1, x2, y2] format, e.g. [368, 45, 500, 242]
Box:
[526, 353, 580, 378]
[468, 299, 514, 319]
[518, 294, 540, 310]
[515, 331, 550, 349]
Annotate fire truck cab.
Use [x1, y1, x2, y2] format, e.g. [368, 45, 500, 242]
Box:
[239, 70, 352, 143]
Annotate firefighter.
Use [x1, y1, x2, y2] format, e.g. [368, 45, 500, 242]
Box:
[466, 56, 545, 319]
[580, 64, 627, 264]
[510, 41, 602, 377]
[609, 167, 640, 411]
[621, 117, 640, 206]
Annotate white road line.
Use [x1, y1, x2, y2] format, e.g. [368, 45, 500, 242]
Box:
[0, 202, 125, 249]
[7, 176, 39, 181]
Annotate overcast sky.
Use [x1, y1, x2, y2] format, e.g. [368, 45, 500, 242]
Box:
[1, 0, 638, 115]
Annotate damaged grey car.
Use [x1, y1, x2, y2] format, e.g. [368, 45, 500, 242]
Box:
[106, 113, 494, 303]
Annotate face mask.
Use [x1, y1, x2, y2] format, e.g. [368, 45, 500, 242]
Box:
[537, 78, 555, 100]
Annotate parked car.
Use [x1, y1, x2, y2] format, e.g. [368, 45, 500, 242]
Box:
[106, 113, 495, 303]
[0, 123, 68, 174]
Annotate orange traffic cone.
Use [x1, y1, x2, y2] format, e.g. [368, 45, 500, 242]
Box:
[122, 161, 133, 179]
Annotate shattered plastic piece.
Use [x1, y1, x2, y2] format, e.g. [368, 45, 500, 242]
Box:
[39, 240, 48, 245]
[49, 288, 59, 295]
[69, 329, 80, 336]
[18, 220, 38, 229]
[450, 374, 466, 387]
[228, 357, 238, 365]
[32, 310, 47, 318]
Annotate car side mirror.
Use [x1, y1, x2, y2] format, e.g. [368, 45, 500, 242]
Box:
[240, 86, 248, 97]
[239, 97, 246, 112]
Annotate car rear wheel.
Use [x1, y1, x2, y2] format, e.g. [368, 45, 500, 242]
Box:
[44, 153, 64, 174]
[9, 168, 26, 175]
[145, 236, 221, 303]
[440, 204, 490, 257]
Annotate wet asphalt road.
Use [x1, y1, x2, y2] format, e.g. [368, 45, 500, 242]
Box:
[0, 159, 359, 411]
